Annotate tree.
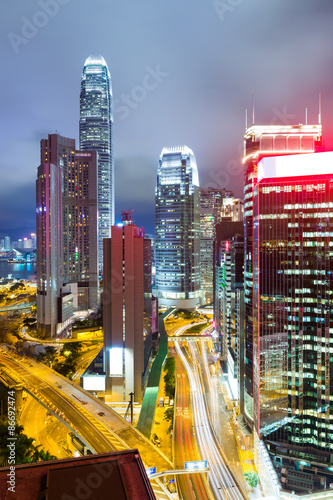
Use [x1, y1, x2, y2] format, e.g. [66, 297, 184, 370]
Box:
[244, 472, 258, 489]
[23, 317, 37, 328]
[164, 356, 176, 398]
[9, 282, 25, 293]
[61, 342, 84, 358]
[163, 407, 174, 423]
[44, 346, 57, 368]
[0, 424, 56, 466]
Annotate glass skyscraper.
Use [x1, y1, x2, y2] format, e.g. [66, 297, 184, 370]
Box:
[243, 124, 323, 426]
[155, 146, 201, 309]
[199, 187, 233, 303]
[80, 55, 114, 273]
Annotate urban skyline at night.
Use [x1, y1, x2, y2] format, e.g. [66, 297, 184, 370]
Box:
[2, 2, 333, 499]
[2, 1, 333, 235]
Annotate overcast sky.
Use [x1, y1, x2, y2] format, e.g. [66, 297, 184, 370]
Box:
[1, 0, 333, 235]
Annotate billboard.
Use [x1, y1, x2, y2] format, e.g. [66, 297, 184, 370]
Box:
[109, 347, 123, 377]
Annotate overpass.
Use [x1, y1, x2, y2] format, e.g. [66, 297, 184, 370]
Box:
[0, 301, 36, 312]
[0, 352, 173, 475]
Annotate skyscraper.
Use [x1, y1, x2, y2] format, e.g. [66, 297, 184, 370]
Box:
[155, 146, 201, 310]
[241, 124, 333, 490]
[36, 134, 99, 337]
[80, 55, 114, 273]
[199, 187, 233, 303]
[103, 214, 153, 403]
[243, 123, 322, 427]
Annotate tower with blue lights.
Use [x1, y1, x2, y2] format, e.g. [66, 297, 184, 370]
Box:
[80, 55, 114, 272]
[155, 146, 201, 310]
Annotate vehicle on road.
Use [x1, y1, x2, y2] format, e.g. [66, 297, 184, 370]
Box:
[98, 411, 105, 417]
[152, 433, 161, 447]
[159, 397, 164, 407]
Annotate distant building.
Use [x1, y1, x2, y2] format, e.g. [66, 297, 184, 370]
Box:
[155, 146, 201, 310]
[36, 134, 99, 337]
[4, 236, 10, 252]
[80, 55, 114, 273]
[200, 187, 234, 303]
[103, 213, 152, 403]
[221, 197, 244, 221]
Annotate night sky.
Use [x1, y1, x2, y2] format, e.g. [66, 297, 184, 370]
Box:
[2, 0, 333, 236]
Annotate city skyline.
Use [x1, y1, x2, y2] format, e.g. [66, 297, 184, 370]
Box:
[2, 1, 333, 235]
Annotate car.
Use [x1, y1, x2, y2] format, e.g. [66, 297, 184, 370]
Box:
[152, 433, 161, 447]
[98, 411, 105, 417]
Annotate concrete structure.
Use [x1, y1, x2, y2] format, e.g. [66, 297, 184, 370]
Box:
[80, 55, 114, 273]
[155, 146, 201, 310]
[103, 216, 152, 403]
[36, 134, 98, 337]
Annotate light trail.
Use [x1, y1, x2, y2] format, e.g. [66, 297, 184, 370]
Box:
[175, 340, 245, 500]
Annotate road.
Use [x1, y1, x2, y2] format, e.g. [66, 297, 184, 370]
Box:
[72, 346, 102, 383]
[174, 339, 245, 500]
[20, 395, 69, 459]
[0, 352, 173, 474]
[172, 343, 213, 500]
[193, 340, 248, 494]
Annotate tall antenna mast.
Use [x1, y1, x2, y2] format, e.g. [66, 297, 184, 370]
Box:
[318, 92, 322, 125]
[252, 94, 255, 125]
[305, 107, 308, 125]
[245, 109, 248, 130]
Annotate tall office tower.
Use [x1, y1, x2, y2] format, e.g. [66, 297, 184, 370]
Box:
[200, 187, 232, 303]
[213, 221, 244, 357]
[4, 236, 11, 252]
[241, 124, 333, 485]
[103, 214, 152, 403]
[37, 134, 99, 337]
[243, 123, 322, 427]
[218, 233, 244, 397]
[155, 146, 201, 310]
[80, 55, 114, 273]
[36, 160, 63, 337]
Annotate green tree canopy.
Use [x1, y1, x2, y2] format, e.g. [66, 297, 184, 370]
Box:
[0, 424, 56, 466]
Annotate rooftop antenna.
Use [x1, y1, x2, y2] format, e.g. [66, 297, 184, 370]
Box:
[245, 109, 248, 130]
[252, 94, 255, 125]
[305, 107, 308, 125]
[318, 92, 322, 125]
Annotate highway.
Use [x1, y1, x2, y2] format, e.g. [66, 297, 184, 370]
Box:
[172, 343, 213, 500]
[20, 394, 69, 459]
[0, 352, 173, 475]
[174, 340, 245, 500]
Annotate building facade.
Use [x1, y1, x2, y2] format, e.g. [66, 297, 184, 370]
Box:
[36, 134, 99, 337]
[243, 123, 323, 426]
[80, 55, 114, 273]
[200, 188, 233, 303]
[103, 218, 152, 403]
[155, 146, 201, 310]
[253, 152, 333, 464]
